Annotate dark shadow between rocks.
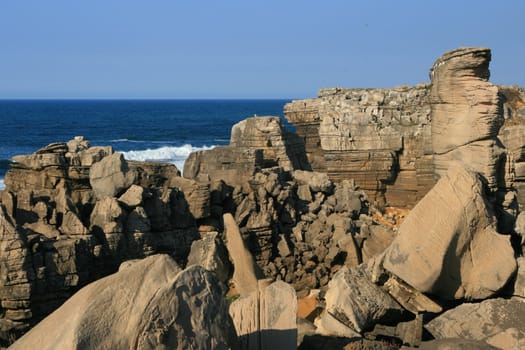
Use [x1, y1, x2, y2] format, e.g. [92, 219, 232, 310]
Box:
[239, 328, 298, 350]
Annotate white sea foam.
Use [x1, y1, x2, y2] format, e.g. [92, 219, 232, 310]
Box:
[0, 178, 5, 191]
[121, 144, 216, 172]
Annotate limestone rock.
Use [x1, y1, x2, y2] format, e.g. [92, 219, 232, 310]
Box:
[361, 225, 395, 263]
[223, 213, 259, 296]
[229, 281, 297, 350]
[10, 254, 239, 350]
[285, 84, 433, 207]
[430, 47, 505, 189]
[184, 116, 309, 186]
[89, 152, 136, 199]
[169, 176, 210, 219]
[382, 277, 442, 314]
[293, 170, 333, 194]
[425, 297, 525, 347]
[318, 266, 405, 334]
[507, 257, 525, 298]
[383, 166, 516, 300]
[187, 231, 232, 284]
[118, 184, 144, 208]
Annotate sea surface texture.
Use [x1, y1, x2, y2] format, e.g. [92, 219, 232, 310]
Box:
[0, 99, 290, 187]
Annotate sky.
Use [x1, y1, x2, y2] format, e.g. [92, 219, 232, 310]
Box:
[1, 0, 524, 99]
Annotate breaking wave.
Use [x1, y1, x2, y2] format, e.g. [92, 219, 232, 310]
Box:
[121, 144, 216, 172]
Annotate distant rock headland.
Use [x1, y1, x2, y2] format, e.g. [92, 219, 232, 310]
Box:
[284, 47, 525, 211]
[3, 47, 525, 349]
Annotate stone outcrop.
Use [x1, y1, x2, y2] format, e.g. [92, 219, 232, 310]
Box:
[383, 166, 516, 300]
[0, 138, 203, 344]
[89, 152, 137, 199]
[425, 297, 525, 349]
[229, 281, 297, 350]
[10, 254, 239, 350]
[430, 47, 505, 191]
[284, 48, 525, 209]
[187, 231, 232, 284]
[184, 116, 310, 186]
[2, 47, 525, 348]
[315, 266, 405, 336]
[284, 85, 433, 207]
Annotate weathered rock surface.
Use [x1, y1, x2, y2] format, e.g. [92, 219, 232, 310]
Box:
[184, 116, 310, 186]
[229, 281, 297, 350]
[316, 266, 405, 335]
[383, 166, 516, 300]
[187, 231, 232, 284]
[0, 138, 201, 344]
[285, 85, 433, 207]
[224, 213, 260, 296]
[425, 297, 525, 349]
[430, 47, 505, 192]
[410, 339, 499, 350]
[89, 152, 137, 199]
[284, 48, 525, 209]
[10, 254, 239, 350]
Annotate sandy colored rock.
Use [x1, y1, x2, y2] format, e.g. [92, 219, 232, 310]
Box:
[412, 339, 499, 350]
[89, 152, 136, 199]
[10, 254, 239, 350]
[430, 47, 505, 190]
[293, 170, 333, 193]
[285, 84, 433, 207]
[184, 116, 309, 186]
[425, 297, 525, 347]
[118, 184, 144, 208]
[230, 281, 297, 350]
[187, 231, 232, 284]
[223, 213, 259, 296]
[318, 266, 404, 334]
[383, 166, 516, 300]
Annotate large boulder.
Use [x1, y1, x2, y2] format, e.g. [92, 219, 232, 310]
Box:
[10, 254, 239, 350]
[89, 152, 136, 199]
[315, 266, 405, 336]
[425, 297, 525, 350]
[383, 166, 516, 300]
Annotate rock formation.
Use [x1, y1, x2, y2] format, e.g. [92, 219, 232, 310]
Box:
[426, 297, 525, 349]
[383, 166, 516, 300]
[284, 48, 525, 210]
[1, 47, 525, 349]
[0, 137, 201, 343]
[9, 254, 239, 350]
[284, 85, 433, 207]
[229, 281, 297, 350]
[430, 47, 505, 191]
[184, 116, 310, 185]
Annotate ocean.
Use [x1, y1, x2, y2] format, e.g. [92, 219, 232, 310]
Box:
[0, 99, 292, 188]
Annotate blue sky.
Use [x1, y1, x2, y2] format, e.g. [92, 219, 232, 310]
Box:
[1, 0, 524, 99]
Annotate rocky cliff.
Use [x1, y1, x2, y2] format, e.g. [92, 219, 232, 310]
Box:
[284, 47, 525, 211]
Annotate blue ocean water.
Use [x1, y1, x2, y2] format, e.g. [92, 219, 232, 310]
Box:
[0, 99, 291, 187]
